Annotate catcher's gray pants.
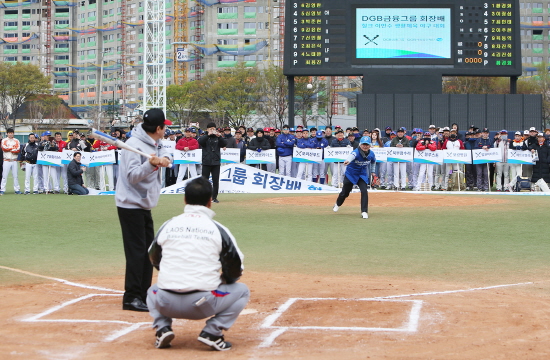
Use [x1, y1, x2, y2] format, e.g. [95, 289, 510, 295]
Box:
[409, 163, 420, 187]
[379, 162, 393, 187]
[266, 163, 276, 173]
[433, 164, 443, 189]
[147, 283, 250, 336]
[291, 161, 299, 178]
[495, 162, 510, 190]
[297, 163, 311, 181]
[279, 155, 292, 177]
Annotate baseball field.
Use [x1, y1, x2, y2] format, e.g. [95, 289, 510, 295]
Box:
[1, 180, 550, 359]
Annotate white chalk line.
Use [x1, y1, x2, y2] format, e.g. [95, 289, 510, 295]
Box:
[258, 281, 533, 348]
[0, 265, 123, 293]
[1, 266, 149, 343]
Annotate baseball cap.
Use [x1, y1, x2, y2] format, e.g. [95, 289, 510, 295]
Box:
[335, 125, 342, 129]
[316, 131, 323, 138]
[429, 125, 436, 129]
[538, 132, 545, 137]
[500, 129, 508, 134]
[190, 128, 196, 133]
[224, 127, 231, 131]
[397, 127, 405, 132]
[347, 132, 355, 136]
[41, 131, 52, 136]
[295, 128, 303, 132]
[423, 131, 431, 137]
[385, 126, 392, 130]
[175, 129, 182, 134]
[438, 129, 444, 133]
[275, 129, 281, 133]
[68, 131, 73, 135]
[390, 131, 397, 136]
[263, 127, 270, 132]
[359, 136, 371, 145]
[443, 126, 450, 131]
[515, 131, 522, 136]
[144, 108, 172, 126]
[235, 130, 242, 134]
[302, 128, 309, 132]
[247, 127, 254, 132]
[184, 128, 191, 132]
[530, 127, 537, 132]
[282, 124, 290, 129]
[290, 127, 295, 132]
[335, 129, 344, 134]
[482, 128, 489, 133]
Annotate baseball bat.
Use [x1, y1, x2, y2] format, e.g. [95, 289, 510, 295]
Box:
[90, 128, 172, 168]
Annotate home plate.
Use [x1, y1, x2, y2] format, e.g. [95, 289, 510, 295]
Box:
[241, 309, 258, 315]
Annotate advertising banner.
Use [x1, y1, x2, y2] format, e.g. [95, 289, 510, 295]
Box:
[37, 151, 62, 167]
[472, 148, 502, 164]
[443, 150, 472, 164]
[370, 147, 387, 163]
[87, 150, 116, 167]
[292, 148, 323, 163]
[246, 149, 276, 164]
[507, 149, 535, 165]
[173, 149, 202, 164]
[413, 149, 444, 164]
[386, 147, 414, 163]
[221, 148, 241, 164]
[324, 147, 353, 163]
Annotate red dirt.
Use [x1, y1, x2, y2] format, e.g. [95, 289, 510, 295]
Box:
[1, 271, 549, 359]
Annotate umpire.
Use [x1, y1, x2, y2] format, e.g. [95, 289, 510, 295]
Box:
[147, 176, 249, 351]
[116, 108, 172, 312]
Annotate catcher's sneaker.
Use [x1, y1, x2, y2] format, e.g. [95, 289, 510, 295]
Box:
[333, 204, 339, 212]
[155, 326, 175, 349]
[361, 212, 369, 219]
[198, 331, 232, 351]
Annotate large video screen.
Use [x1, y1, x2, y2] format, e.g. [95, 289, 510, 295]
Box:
[354, 7, 452, 64]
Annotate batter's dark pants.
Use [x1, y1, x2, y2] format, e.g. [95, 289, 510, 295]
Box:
[202, 164, 221, 200]
[336, 176, 369, 213]
[117, 207, 154, 304]
[465, 164, 476, 188]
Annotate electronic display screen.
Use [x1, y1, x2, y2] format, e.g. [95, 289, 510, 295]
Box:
[355, 7, 452, 63]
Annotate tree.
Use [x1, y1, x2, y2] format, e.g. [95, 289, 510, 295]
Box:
[166, 82, 202, 127]
[294, 76, 327, 127]
[194, 64, 261, 128]
[256, 64, 288, 129]
[24, 95, 71, 131]
[0, 62, 50, 130]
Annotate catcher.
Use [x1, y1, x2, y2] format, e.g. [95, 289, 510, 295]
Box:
[332, 136, 376, 219]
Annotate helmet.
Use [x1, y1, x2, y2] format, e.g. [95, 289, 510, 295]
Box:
[359, 136, 371, 145]
[42, 131, 52, 137]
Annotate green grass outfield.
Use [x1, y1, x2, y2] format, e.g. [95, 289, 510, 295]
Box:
[1, 177, 549, 287]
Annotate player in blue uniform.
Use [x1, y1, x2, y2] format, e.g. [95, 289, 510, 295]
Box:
[332, 136, 376, 219]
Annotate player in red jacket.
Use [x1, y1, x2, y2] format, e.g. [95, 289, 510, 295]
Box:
[176, 128, 200, 183]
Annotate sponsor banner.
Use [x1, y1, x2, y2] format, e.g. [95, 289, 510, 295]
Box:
[414, 149, 444, 164]
[386, 147, 414, 163]
[79, 152, 90, 166]
[161, 140, 175, 156]
[472, 148, 502, 164]
[324, 147, 353, 163]
[292, 148, 323, 163]
[62, 149, 76, 164]
[221, 148, 241, 164]
[371, 147, 387, 163]
[507, 149, 534, 164]
[246, 149, 276, 164]
[174, 149, 202, 164]
[443, 149, 472, 164]
[37, 151, 62, 167]
[160, 164, 340, 194]
[87, 150, 116, 167]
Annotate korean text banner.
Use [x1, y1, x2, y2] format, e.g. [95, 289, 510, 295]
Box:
[37, 151, 62, 167]
[61, 149, 76, 165]
[386, 148, 414, 163]
[221, 148, 241, 163]
[324, 147, 353, 163]
[370, 147, 387, 163]
[507, 149, 534, 164]
[161, 140, 175, 155]
[87, 150, 116, 167]
[472, 148, 502, 164]
[246, 149, 276, 164]
[443, 150, 472, 164]
[292, 148, 323, 163]
[160, 164, 340, 194]
[174, 149, 202, 164]
[413, 149, 443, 164]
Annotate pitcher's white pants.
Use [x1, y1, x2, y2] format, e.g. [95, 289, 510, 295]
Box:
[24, 163, 38, 193]
[393, 162, 407, 189]
[176, 164, 197, 183]
[1, 161, 20, 192]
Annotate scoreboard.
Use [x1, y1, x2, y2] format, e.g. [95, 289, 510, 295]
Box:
[283, 0, 521, 77]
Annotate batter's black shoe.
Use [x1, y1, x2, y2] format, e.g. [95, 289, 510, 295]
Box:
[155, 326, 175, 349]
[122, 298, 148, 312]
[212, 198, 219, 203]
[198, 331, 232, 351]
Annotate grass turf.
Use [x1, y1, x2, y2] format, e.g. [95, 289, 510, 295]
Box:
[1, 178, 549, 287]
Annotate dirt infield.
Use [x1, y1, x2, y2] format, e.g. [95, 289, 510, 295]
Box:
[1, 270, 549, 359]
[262, 191, 509, 207]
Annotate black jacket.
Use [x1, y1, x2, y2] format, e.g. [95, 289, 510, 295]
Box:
[67, 159, 84, 186]
[20, 141, 39, 164]
[198, 134, 227, 166]
[529, 141, 550, 183]
[247, 136, 271, 151]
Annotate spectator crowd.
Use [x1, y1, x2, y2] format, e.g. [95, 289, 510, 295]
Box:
[2, 121, 550, 195]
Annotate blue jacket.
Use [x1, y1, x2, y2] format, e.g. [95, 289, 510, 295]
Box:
[276, 133, 296, 157]
[296, 137, 313, 149]
[475, 137, 493, 149]
[464, 137, 477, 150]
[310, 137, 329, 149]
[346, 148, 376, 184]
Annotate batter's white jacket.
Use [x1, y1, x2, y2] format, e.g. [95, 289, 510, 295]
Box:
[149, 204, 244, 292]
